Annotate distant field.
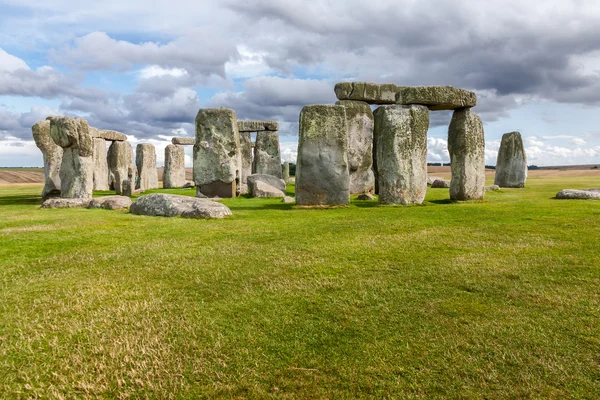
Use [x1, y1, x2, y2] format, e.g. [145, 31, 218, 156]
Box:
[0, 168, 194, 185]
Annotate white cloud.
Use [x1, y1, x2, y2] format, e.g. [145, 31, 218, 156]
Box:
[571, 137, 586, 146]
[0, 48, 30, 72]
[139, 65, 188, 79]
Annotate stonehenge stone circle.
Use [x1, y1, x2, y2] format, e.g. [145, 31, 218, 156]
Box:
[337, 100, 375, 194]
[163, 144, 186, 188]
[92, 138, 109, 191]
[238, 120, 279, 132]
[88, 195, 132, 210]
[448, 108, 486, 200]
[108, 141, 136, 195]
[296, 105, 350, 206]
[32, 119, 63, 200]
[130, 193, 232, 219]
[49, 116, 94, 199]
[253, 130, 283, 178]
[172, 137, 196, 145]
[494, 131, 527, 188]
[282, 162, 290, 183]
[373, 105, 429, 205]
[239, 131, 253, 188]
[194, 108, 241, 198]
[396, 86, 477, 110]
[334, 82, 401, 104]
[136, 143, 159, 191]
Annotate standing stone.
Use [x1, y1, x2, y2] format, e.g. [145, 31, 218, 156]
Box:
[448, 108, 486, 200]
[48, 116, 94, 199]
[194, 108, 241, 198]
[136, 143, 158, 191]
[296, 105, 349, 206]
[373, 105, 429, 205]
[337, 100, 375, 194]
[240, 131, 253, 190]
[92, 138, 109, 191]
[32, 119, 63, 200]
[163, 144, 186, 188]
[108, 141, 135, 195]
[253, 130, 282, 178]
[282, 162, 290, 183]
[494, 131, 527, 188]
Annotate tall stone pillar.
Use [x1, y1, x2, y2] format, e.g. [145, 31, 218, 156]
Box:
[136, 143, 158, 191]
[253, 130, 282, 178]
[282, 161, 290, 183]
[163, 144, 186, 188]
[494, 131, 527, 188]
[32, 119, 63, 200]
[108, 141, 136, 195]
[92, 138, 109, 191]
[240, 131, 253, 190]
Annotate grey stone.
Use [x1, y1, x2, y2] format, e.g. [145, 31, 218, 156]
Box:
[334, 82, 401, 105]
[136, 143, 158, 191]
[237, 120, 279, 132]
[240, 131, 253, 185]
[88, 195, 132, 210]
[431, 179, 451, 188]
[193, 108, 241, 197]
[427, 176, 444, 185]
[356, 193, 375, 200]
[448, 108, 486, 200]
[247, 174, 286, 193]
[282, 196, 295, 204]
[556, 189, 600, 199]
[130, 193, 232, 219]
[282, 162, 290, 183]
[485, 184, 501, 192]
[171, 137, 196, 145]
[253, 130, 282, 177]
[92, 138, 109, 191]
[41, 198, 91, 208]
[108, 141, 136, 195]
[183, 181, 195, 188]
[373, 105, 429, 205]
[336, 100, 375, 194]
[396, 86, 477, 110]
[89, 127, 127, 142]
[494, 131, 527, 188]
[251, 181, 285, 198]
[163, 144, 186, 188]
[48, 116, 94, 199]
[32, 119, 63, 200]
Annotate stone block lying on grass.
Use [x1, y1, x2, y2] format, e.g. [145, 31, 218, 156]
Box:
[431, 179, 450, 188]
[41, 198, 91, 208]
[556, 189, 600, 200]
[130, 194, 232, 219]
[485, 185, 501, 192]
[88, 196, 132, 210]
[247, 174, 286, 193]
[251, 181, 285, 198]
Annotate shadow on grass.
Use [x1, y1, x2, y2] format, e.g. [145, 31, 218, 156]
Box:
[229, 203, 295, 211]
[0, 194, 42, 206]
[428, 199, 458, 205]
[352, 201, 379, 208]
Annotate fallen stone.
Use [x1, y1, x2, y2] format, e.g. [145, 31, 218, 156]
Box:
[251, 181, 285, 198]
[237, 120, 279, 132]
[494, 131, 527, 188]
[448, 108, 486, 200]
[431, 179, 451, 188]
[253, 130, 282, 178]
[41, 198, 91, 208]
[92, 138, 109, 191]
[373, 105, 429, 205]
[89, 127, 127, 142]
[282, 196, 295, 204]
[246, 174, 286, 193]
[334, 82, 400, 105]
[88, 195, 132, 210]
[556, 189, 600, 199]
[396, 86, 477, 111]
[240, 131, 253, 185]
[136, 144, 159, 191]
[485, 185, 501, 192]
[171, 137, 196, 145]
[356, 193, 375, 200]
[163, 144, 186, 188]
[427, 176, 444, 185]
[32, 119, 63, 200]
[130, 193, 232, 218]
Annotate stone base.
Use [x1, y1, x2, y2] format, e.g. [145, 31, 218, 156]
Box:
[197, 181, 237, 198]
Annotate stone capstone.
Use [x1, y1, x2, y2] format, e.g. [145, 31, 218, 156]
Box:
[494, 131, 527, 188]
[396, 86, 477, 111]
[89, 127, 127, 142]
[253, 130, 282, 178]
[163, 144, 186, 188]
[334, 82, 401, 105]
[237, 120, 279, 132]
[246, 174, 286, 193]
[136, 143, 158, 191]
[32, 119, 63, 200]
[250, 180, 285, 198]
[373, 105, 429, 205]
[171, 137, 196, 145]
[130, 193, 232, 219]
[556, 189, 600, 200]
[431, 179, 451, 188]
[41, 198, 91, 208]
[88, 195, 133, 210]
[92, 138, 109, 191]
[296, 105, 350, 206]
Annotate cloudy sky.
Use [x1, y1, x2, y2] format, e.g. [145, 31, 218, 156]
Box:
[1, 0, 600, 167]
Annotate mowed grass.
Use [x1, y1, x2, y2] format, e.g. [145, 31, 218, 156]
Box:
[0, 177, 599, 399]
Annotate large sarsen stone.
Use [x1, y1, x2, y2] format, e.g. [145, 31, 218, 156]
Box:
[32, 119, 63, 200]
[130, 193, 232, 219]
[136, 143, 158, 191]
[92, 138, 109, 191]
[494, 131, 527, 188]
[163, 144, 186, 188]
[396, 86, 477, 110]
[253, 130, 282, 178]
[334, 82, 401, 105]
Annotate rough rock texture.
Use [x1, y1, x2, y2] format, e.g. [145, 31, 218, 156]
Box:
[427, 176, 444, 185]
[357, 193, 375, 200]
[250, 181, 285, 198]
[282, 162, 290, 183]
[136, 144, 158, 191]
[88, 195, 132, 210]
[253, 131, 282, 177]
[32, 119, 63, 200]
[556, 189, 600, 199]
[334, 82, 401, 105]
[130, 193, 232, 218]
[237, 120, 279, 132]
[194, 108, 241, 198]
[49, 116, 94, 199]
[247, 174, 286, 193]
[163, 144, 186, 188]
[92, 138, 109, 191]
[337, 100, 375, 194]
[240, 131, 253, 186]
[108, 141, 136, 195]
[296, 105, 350, 206]
[396, 86, 477, 110]
[494, 131, 527, 188]
[485, 184, 501, 192]
[373, 105, 429, 205]
[89, 127, 127, 142]
[282, 196, 295, 204]
[431, 179, 451, 188]
[41, 198, 91, 208]
[171, 137, 196, 145]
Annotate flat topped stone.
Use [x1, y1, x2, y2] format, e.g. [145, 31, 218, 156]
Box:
[172, 137, 196, 145]
[89, 127, 127, 142]
[247, 174, 286, 193]
[556, 189, 600, 200]
[130, 194, 232, 219]
[41, 198, 91, 208]
[396, 86, 477, 110]
[88, 195, 132, 210]
[334, 82, 401, 105]
[237, 120, 279, 132]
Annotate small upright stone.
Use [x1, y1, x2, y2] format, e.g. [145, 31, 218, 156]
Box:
[240, 131, 253, 189]
[448, 108, 486, 200]
[296, 105, 349, 206]
[136, 144, 159, 191]
[253, 130, 282, 178]
[494, 131, 527, 188]
[282, 162, 290, 183]
[92, 138, 109, 191]
[396, 86, 477, 110]
[163, 144, 186, 188]
[32, 119, 63, 200]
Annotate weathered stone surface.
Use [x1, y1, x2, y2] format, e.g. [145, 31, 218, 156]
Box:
[247, 174, 286, 193]
[49, 116, 94, 199]
[92, 138, 109, 191]
[396, 86, 477, 110]
[282, 196, 295, 204]
[485, 184, 501, 192]
[334, 82, 400, 105]
[448, 108, 486, 200]
[89, 127, 127, 142]
[431, 179, 450, 188]
[130, 193, 232, 218]
[296, 105, 349, 206]
[240, 131, 253, 185]
[183, 181, 195, 188]
[282, 162, 290, 183]
[195, 181, 236, 198]
[494, 131, 527, 188]
[136, 144, 158, 191]
[251, 181, 285, 198]
[237, 120, 279, 132]
[556, 189, 600, 199]
[427, 176, 444, 185]
[373, 105, 429, 205]
[172, 137, 196, 145]
[356, 193, 375, 200]
[88, 195, 132, 210]
[41, 198, 91, 208]
[163, 144, 186, 188]
[337, 100, 375, 194]
[253, 131, 282, 177]
[194, 108, 241, 197]
[32, 119, 63, 200]
[108, 141, 135, 195]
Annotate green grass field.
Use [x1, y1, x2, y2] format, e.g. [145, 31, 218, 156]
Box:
[1, 177, 599, 399]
